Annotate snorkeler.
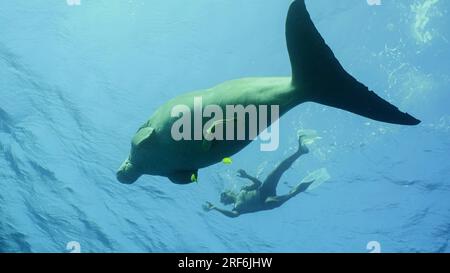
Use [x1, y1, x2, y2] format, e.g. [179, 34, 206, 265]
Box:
[203, 135, 317, 218]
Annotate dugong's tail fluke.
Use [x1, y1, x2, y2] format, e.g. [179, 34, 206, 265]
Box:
[286, 0, 421, 126]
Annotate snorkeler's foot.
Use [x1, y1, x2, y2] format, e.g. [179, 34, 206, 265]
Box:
[298, 135, 310, 154]
[290, 179, 315, 195]
[237, 169, 248, 178]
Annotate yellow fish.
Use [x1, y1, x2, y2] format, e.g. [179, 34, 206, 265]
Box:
[191, 173, 198, 183]
[222, 157, 233, 165]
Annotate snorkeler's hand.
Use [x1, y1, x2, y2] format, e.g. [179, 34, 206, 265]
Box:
[237, 169, 248, 178]
[202, 201, 215, 212]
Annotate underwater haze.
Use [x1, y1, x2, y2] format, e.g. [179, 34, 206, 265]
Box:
[1, 0, 449, 253]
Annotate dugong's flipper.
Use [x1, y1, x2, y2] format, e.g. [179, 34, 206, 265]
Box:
[168, 170, 199, 185]
[287, 0, 420, 125]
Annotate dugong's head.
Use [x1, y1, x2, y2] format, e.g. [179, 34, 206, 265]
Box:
[116, 126, 156, 184]
[116, 158, 142, 184]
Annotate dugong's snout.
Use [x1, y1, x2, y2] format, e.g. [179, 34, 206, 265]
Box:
[116, 159, 141, 184]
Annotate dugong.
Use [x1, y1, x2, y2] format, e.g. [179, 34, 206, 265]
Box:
[117, 0, 420, 185]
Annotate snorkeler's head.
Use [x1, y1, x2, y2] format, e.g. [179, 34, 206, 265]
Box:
[220, 191, 237, 205]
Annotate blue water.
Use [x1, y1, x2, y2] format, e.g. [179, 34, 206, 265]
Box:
[1, 0, 449, 253]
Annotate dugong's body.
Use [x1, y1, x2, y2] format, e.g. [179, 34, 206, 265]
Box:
[117, 1, 420, 185]
[119, 77, 297, 184]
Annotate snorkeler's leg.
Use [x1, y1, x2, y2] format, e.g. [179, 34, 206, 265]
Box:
[264, 180, 315, 209]
[260, 135, 310, 197]
[264, 194, 293, 209]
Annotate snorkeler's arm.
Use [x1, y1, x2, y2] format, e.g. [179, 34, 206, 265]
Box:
[213, 207, 240, 218]
[203, 202, 240, 218]
[237, 169, 262, 190]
